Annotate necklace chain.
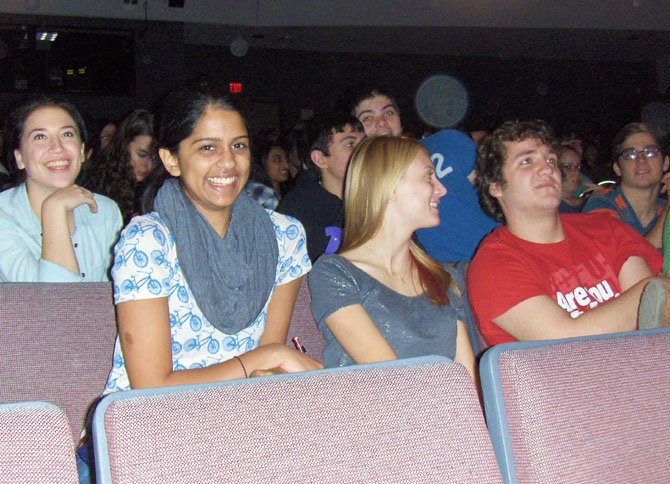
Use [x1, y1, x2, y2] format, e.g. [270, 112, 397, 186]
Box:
[363, 244, 412, 285]
[389, 268, 409, 285]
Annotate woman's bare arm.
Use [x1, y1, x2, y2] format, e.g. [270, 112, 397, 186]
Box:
[324, 304, 398, 364]
[117, 296, 322, 389]
[259, 277, 303, 346]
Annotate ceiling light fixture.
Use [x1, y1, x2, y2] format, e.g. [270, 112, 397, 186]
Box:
[230, 36, 248, 57]
[36, 31, 58, 42]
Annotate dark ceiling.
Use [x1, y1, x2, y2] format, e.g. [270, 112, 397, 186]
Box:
[1, 0, 669, 62]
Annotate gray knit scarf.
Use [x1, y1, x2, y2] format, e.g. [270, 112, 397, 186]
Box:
[154, 179, 278, 334]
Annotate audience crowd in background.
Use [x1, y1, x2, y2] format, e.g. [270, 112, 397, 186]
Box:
[1, 78, 670, 483]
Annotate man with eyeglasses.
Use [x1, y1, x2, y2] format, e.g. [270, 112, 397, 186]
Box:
[467, 120, 665, 348]
[558, 146, 585, 213]
[582, 123, 669, 248]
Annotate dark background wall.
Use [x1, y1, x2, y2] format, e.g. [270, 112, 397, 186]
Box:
[0, 17, 663, 165]
[185, 43, 658, 137]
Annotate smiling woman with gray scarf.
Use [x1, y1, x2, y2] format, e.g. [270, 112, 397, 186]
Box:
[103, 87, 322, 394]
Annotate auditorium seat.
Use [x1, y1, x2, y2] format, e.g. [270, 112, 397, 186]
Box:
[451, 260, 487, 355]
[0, 282, 117, 445]
[0, 401, 78, 484]
[480, 328, 670, 483]
[286, 277, 325, 361]
[93, 356, 502, 483]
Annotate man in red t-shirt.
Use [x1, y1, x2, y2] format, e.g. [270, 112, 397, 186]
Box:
[468, 120, 664, 347]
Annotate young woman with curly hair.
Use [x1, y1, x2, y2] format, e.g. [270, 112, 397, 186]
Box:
[93, 109, 154, 222]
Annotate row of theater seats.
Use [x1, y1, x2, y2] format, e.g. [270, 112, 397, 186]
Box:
[1, 282, 669, 483]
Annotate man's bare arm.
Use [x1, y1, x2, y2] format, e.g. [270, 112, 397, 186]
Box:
[493, 256, 654, 341]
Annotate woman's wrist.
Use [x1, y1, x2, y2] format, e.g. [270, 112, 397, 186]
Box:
[233, 355, 248, 378]
[241, 343, 283, 374]
[41, 195, 69, 221]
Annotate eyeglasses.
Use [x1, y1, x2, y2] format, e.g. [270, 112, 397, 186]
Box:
[559, 164, 581, 176]
[619, 146, 661, 162]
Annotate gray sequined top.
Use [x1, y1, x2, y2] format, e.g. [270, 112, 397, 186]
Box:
[309, 254, 465, 368]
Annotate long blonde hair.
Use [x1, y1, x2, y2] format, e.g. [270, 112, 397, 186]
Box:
[341, 136, 455, 306]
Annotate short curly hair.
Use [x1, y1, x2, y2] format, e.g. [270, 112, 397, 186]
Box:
[611, 122, 660, 164]
[475, 120, 559, 224]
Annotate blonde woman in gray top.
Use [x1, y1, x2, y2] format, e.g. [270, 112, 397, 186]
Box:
[309, 136, 477, 381]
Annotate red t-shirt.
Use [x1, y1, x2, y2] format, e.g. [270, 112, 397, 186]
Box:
[467, 213, 662, 347]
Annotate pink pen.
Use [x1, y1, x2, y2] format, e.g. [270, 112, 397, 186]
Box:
[292, 337, 307, 354]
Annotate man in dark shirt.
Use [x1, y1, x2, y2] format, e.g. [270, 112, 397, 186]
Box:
[277, 113, 364, 261]
[350, 86, 402, 138]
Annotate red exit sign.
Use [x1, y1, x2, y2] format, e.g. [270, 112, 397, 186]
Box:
[229, 82, 243, 94]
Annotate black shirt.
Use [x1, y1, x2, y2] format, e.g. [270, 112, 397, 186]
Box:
[277, 171, 343, 262]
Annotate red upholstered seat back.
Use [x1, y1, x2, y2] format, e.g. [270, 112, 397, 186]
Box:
[0, 401, 78, 484]
[286, 278, 325, 361]
[0, 282, 117, 445]
[95, 358, 502, 483]
[491, 330, 670, 483]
